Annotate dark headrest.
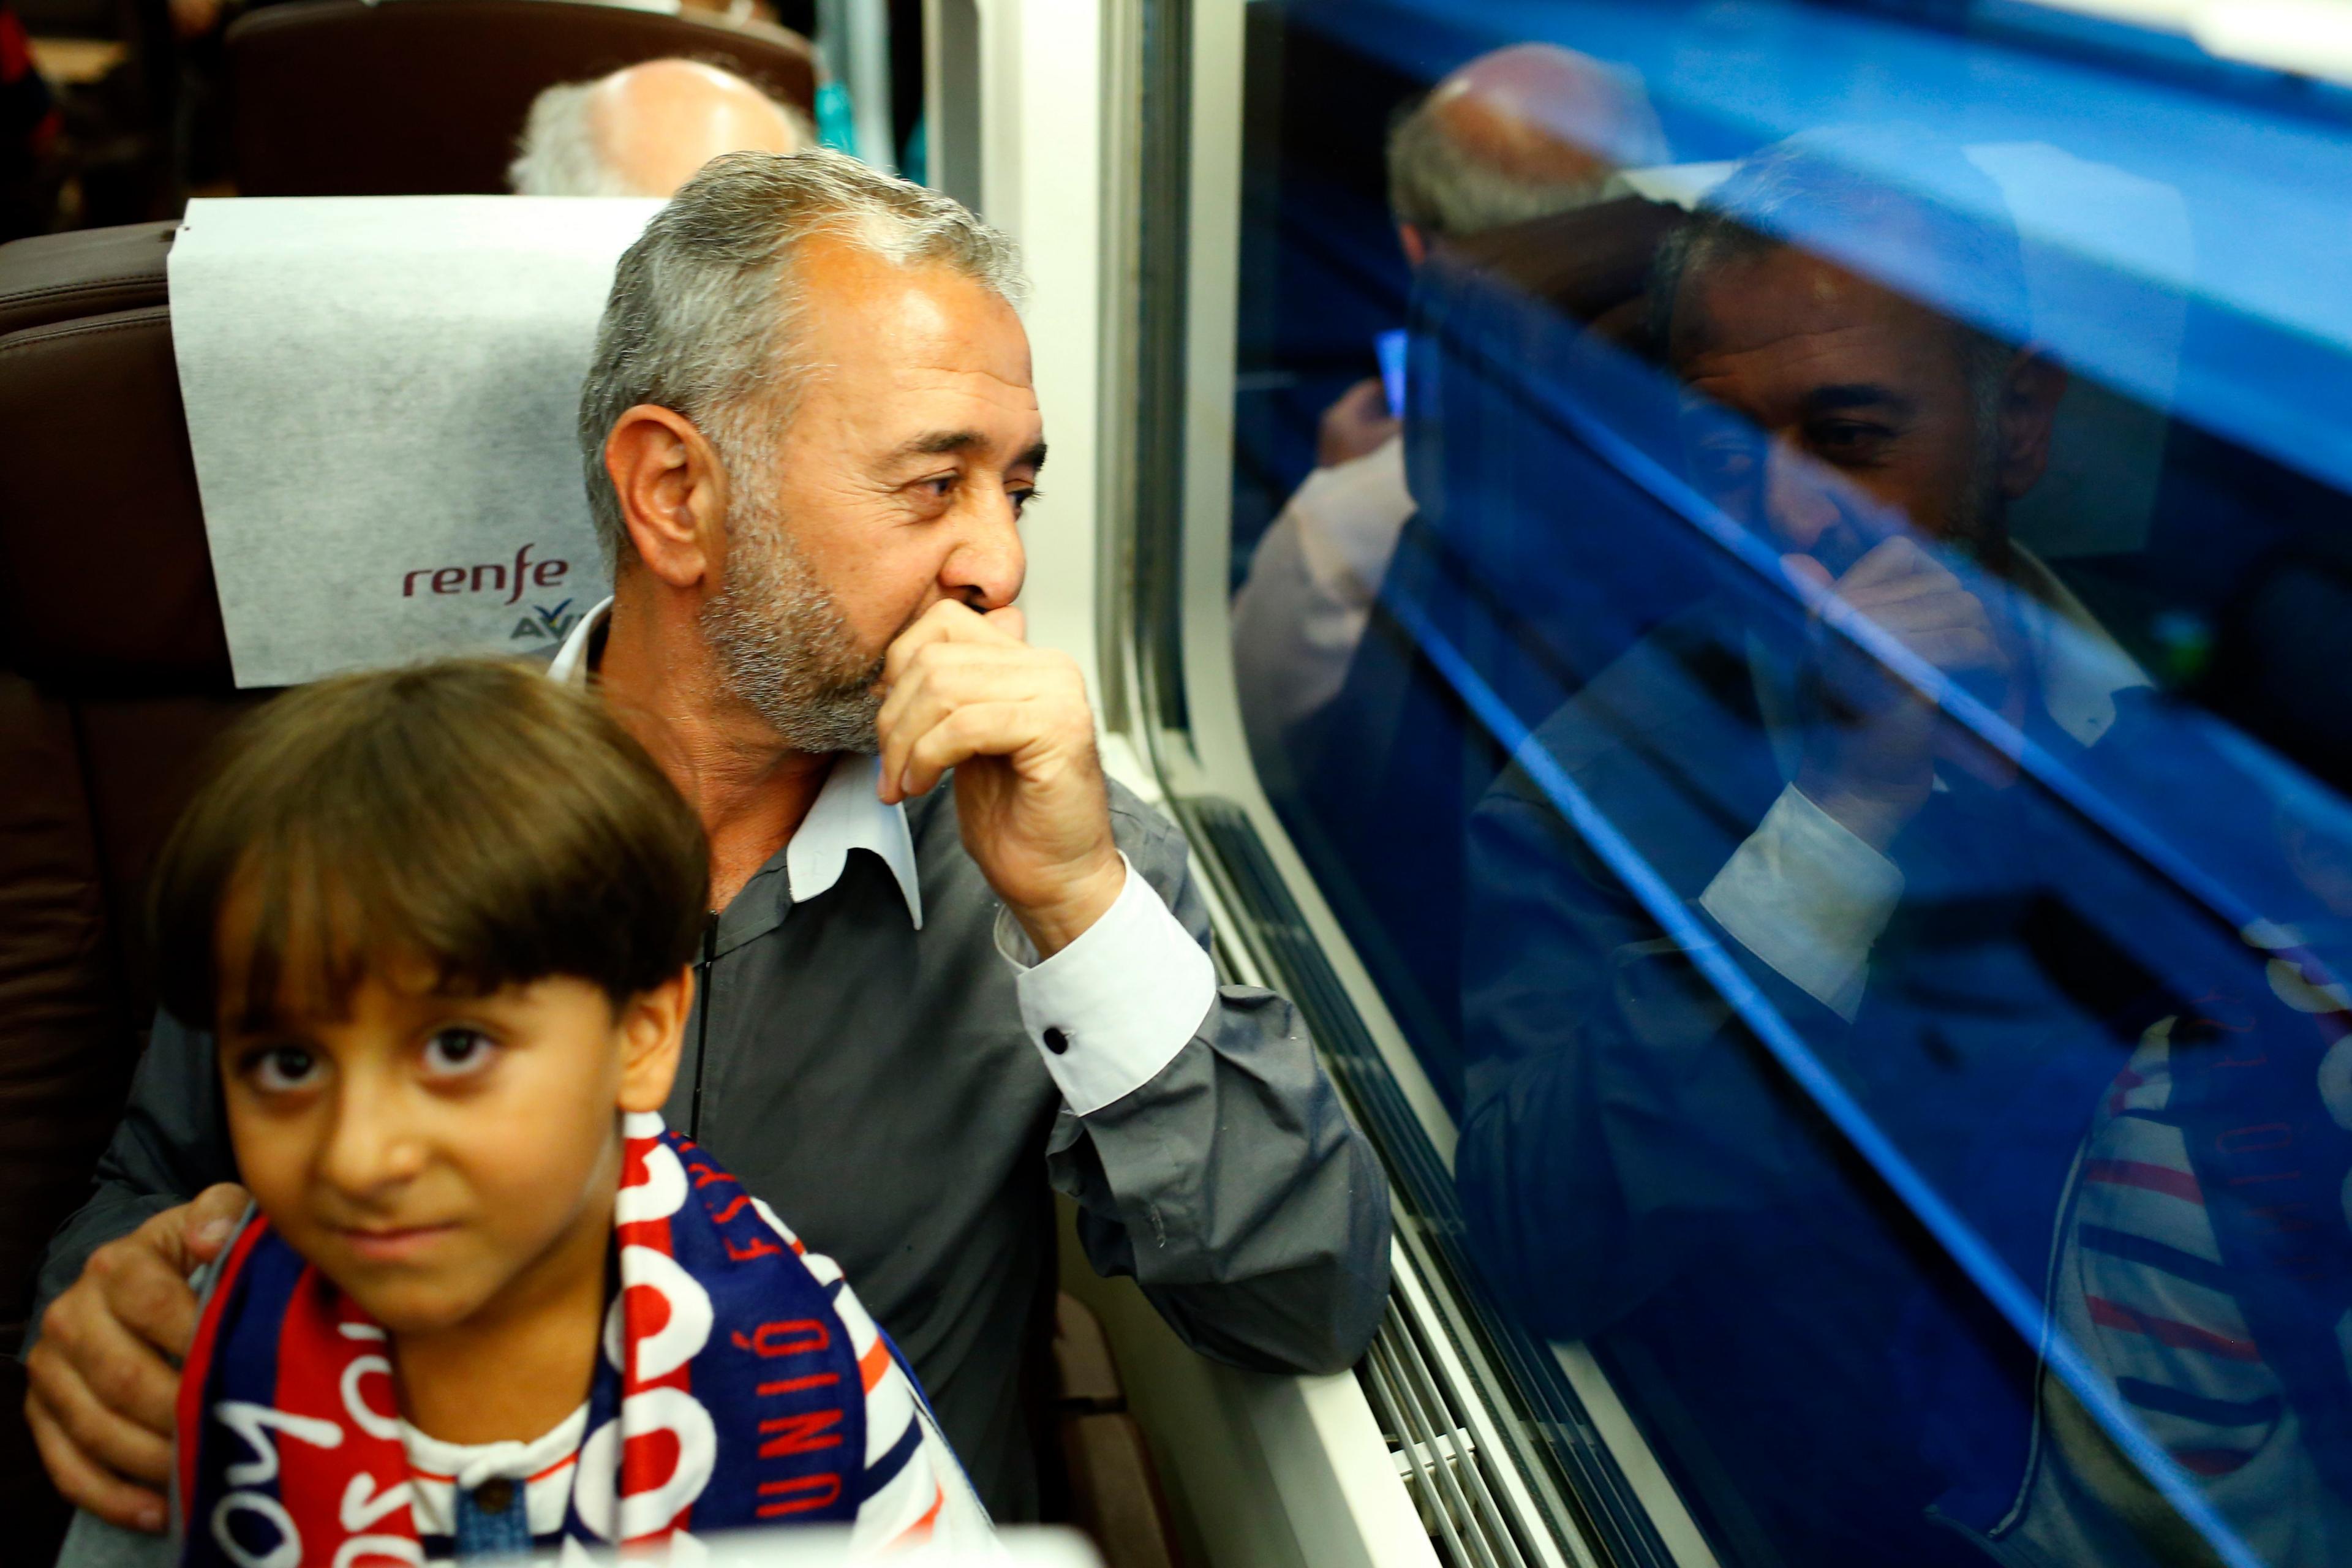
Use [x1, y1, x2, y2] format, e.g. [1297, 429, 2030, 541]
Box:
[0, 224, 227, 688]
[228, 0, 820, 197]
[0, 222, 174, 339]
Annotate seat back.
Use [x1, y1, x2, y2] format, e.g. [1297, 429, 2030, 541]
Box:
[227, 0, 818, 197]
[0, 222, 269, 1555]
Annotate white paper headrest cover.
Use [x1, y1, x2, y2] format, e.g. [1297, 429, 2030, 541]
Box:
[168, 196, 663, 687]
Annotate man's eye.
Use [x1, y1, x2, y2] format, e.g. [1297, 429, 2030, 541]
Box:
[242, 1046, 322, 1093]
[421, 1027, 499, 1079]
[1011, 486, 1041, 515]
[1809, 420, 1891, 461]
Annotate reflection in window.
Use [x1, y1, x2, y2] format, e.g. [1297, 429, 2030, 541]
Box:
[1228, 4, 2352, 1565]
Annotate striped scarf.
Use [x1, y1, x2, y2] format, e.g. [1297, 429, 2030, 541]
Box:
[175, 1114, 870, 1564]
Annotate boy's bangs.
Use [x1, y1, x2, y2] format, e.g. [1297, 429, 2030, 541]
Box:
[216, 835, 513, 1035]
[151, 660, 710, 1035]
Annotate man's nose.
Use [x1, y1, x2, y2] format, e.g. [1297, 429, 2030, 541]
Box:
[943, 487, 1027, 612]
[317, 1082, 428, 1200]
[1762, 440, 1845, 556]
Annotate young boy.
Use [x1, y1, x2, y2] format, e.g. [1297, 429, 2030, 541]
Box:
[58, 660, 990, 1566]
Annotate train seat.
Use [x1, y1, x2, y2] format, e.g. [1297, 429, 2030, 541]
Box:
[226, 0, 820, 197]
[0, 219, 260, 1560]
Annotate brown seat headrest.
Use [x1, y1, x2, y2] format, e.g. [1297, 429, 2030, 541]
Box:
[0, 222, 175, 341]
[0, 280, 227, 687]
[228, 0, 820, 198]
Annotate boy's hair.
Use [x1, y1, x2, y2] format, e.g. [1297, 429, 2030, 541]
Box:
[153, 659, 710, 1031]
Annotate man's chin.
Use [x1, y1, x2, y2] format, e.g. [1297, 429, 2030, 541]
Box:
[761, 693, 885, 756]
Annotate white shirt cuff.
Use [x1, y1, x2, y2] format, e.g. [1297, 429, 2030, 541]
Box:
[1698, 784, 1905, 1021]
[993, 853, 1218, 1116]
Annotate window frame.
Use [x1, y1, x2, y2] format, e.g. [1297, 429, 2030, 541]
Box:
[1096, 2, 1733, 1564]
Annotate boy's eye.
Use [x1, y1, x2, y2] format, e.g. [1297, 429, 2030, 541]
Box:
[242, 1046, 322, 1093]
[422, 1027, 499, 1079]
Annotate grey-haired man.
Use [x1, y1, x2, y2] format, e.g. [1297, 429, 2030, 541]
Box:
[28, 151, 1391, 1529]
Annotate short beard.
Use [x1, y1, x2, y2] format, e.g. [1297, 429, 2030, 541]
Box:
[698, 489, 885, 756]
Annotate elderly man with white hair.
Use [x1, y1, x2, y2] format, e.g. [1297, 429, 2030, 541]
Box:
[510, 58, 813, 198]
[1229, 43, 1666, 772]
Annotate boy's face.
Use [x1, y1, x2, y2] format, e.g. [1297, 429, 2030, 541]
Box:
[217, 960, 687, 1335]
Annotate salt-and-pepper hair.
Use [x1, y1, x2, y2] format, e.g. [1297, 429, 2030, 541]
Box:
[508, 80, 639, 197]
[576, 149, 1026, 565]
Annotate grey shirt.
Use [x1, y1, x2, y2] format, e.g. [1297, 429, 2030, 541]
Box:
[31, 763, 1390, 1522]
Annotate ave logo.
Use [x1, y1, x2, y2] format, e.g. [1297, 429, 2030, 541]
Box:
[510, 598, 578, 642]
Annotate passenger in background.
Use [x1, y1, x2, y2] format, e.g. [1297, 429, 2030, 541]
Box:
[508, 59, 812, 199]
[1227, 42, 1664, 775]
[27, 151, 1389, 1535]
[1457, 134, 2352, 1565]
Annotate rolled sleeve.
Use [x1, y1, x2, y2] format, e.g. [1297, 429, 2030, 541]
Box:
[994, 853, 1218, 1116]
[1699, 783, 1905, 1020]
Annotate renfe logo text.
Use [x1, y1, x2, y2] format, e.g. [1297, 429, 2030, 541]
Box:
[402, 542, 570, 606]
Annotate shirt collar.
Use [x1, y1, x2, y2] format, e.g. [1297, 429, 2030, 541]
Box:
[549, 595, 605, 687]
[550, 597, 921, 929]
[2001, 546, 2152, 750]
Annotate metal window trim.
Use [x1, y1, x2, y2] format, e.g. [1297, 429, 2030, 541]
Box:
[1088, 2, 1741, 1565]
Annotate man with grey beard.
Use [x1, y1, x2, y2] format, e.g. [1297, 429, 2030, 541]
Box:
[1450, 137, 2177, 1563]
[28, 151, 1391, 1530]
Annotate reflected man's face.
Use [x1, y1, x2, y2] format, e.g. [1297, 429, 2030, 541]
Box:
[1670, 245, 1999, 573]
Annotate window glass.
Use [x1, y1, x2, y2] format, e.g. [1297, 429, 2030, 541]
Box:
[1227, 3, 2352, 1564]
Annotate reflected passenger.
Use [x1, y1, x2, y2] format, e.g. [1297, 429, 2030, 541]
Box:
[508, 60, 812, 199]
[1229, 42, 1664, 774]
[1457, 136, 2352, 1566]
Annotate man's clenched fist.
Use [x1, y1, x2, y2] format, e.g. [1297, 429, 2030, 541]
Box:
[876, 600, 1125, 957]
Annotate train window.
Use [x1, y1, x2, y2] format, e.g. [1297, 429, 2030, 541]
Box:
[1189, 1, 2352, 1564]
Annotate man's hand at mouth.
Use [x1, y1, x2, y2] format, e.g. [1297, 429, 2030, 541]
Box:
[1785, 537, 2018, 852]
[876, 600, 1126, 957]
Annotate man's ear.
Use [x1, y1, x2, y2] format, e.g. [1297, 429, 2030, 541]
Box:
[1995, 347, 2069, 501]
[1398, 223, 1428, 268]
[604, 405, 731, 590]
[616, 965, 693, 1114]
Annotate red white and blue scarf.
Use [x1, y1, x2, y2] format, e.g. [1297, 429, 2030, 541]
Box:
[175, 1114, 880, 1564]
